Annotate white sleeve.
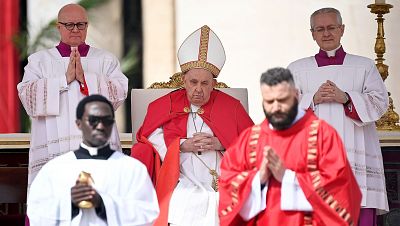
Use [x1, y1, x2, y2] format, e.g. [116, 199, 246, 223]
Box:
[147, 127, 168, 161]
[99, 161, 160, 226]
[84, 52, 128, 110]
[281, 169, 313, 211]
[17, 55, 63, 117]
[239, 172, 268, 221]
[59, 76, 69, 92]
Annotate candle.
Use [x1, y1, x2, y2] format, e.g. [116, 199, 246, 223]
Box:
[375, 0, 386, 4]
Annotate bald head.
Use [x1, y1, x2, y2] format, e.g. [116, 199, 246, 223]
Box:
[58, 4, 88, 22]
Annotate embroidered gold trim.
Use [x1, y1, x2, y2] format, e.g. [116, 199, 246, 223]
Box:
[180, 61, 221, 77]
[220, 125, 261, 216]
[197, 108, 204, 115]
[307, 120, 355, 226]
[148, 72, 228, 88]
[248, 125, 260, 165]
[183, 107, 205, 114]
[304, 212, 313, 226]
[198, 25, 210, 62]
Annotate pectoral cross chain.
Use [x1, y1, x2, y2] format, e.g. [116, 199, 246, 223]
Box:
[210, 169, 219, 192]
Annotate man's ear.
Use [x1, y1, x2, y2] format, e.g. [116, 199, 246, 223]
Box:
[56, 23, 62, 32]
[212, 79, 217, 87]
[340, 24, 345, 37]
[294, 88, 300, 99]
[76, 119, 82, 131]
[311, 30, 316, 41]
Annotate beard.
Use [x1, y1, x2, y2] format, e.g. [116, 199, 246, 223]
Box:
[264, 99, 298, 130]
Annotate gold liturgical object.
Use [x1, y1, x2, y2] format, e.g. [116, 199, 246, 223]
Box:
[77, 171, 95, 209]
[368, 2, 400, 130]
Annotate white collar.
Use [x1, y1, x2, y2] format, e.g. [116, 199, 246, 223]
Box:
[269, 107, 306, 130]
[80, 142, 109, 156]
[191, 104, 200, 112]
[322, 44, 342, 57]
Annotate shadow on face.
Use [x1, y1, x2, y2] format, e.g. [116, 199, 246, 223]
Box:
[76, 101, 114, 147]
[183, 68, 216, 107]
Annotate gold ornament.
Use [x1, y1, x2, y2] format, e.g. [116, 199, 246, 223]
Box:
[77, 171, 95, 209]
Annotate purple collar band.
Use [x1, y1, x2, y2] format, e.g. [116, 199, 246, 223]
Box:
[56, 41, 90, 57]
[315, 46, 346, 67]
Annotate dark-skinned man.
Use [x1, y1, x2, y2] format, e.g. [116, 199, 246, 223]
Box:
[27, 95, 159, 226]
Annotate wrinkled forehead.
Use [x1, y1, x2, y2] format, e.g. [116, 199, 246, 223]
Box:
[184, 68, 214, 81]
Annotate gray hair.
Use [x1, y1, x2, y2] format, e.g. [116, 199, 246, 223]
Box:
[310, 7, 342, 29]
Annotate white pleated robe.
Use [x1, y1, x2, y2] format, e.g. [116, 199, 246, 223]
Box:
[148, 105, 221, 226]
[288, 54, 389, 212]
[27, 151, 159, 226]
[17, 47, 128, 189]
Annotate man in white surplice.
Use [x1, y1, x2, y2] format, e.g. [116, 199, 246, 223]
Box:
[27, 95, 159, 226]
[17, 3, 128, 190]
[288, 7, 389, 224]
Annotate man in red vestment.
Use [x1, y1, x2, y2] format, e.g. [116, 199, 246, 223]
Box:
[131, 25, 254, 226]
[219, 67, 361, 226]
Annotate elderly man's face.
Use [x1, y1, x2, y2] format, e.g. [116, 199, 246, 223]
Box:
[57, 5, 88, 47]
[261, 82, 298, 130]
[311, 12, 344, 51]
[183, 68, 216, 107]
[76, 101, 114, 147]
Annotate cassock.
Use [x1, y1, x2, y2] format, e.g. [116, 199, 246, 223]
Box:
[288, 46, 389, 212]
[27, 144, 159, 226]
[17, 42, 128, 189]
[131, 89, 254, 226]
[219, 109, 361, 226]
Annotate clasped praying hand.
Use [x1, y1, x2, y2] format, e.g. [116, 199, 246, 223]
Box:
[180, 132, 224, 153]
[66, 47, 85, 84]
[260, 146, 287, 184]
[313, 80, 348, 105]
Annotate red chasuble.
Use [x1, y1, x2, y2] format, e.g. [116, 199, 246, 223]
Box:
[131, 88, 254, 226]
[219, 110, 361, 226]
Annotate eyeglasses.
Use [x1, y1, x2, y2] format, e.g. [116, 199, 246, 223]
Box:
[311, 25, 342, 34]
[59, 22, 88, 31]
[85, 115, 114, 127]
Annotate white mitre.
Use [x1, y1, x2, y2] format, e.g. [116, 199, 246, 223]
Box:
[177, 25, 226, 77]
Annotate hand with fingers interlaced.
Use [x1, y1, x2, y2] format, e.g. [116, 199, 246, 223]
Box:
[180, 132, 224, 153]
[313, 80, 348, 105]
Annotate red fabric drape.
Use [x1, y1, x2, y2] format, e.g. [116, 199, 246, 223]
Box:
[0, 0, 20, 132]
